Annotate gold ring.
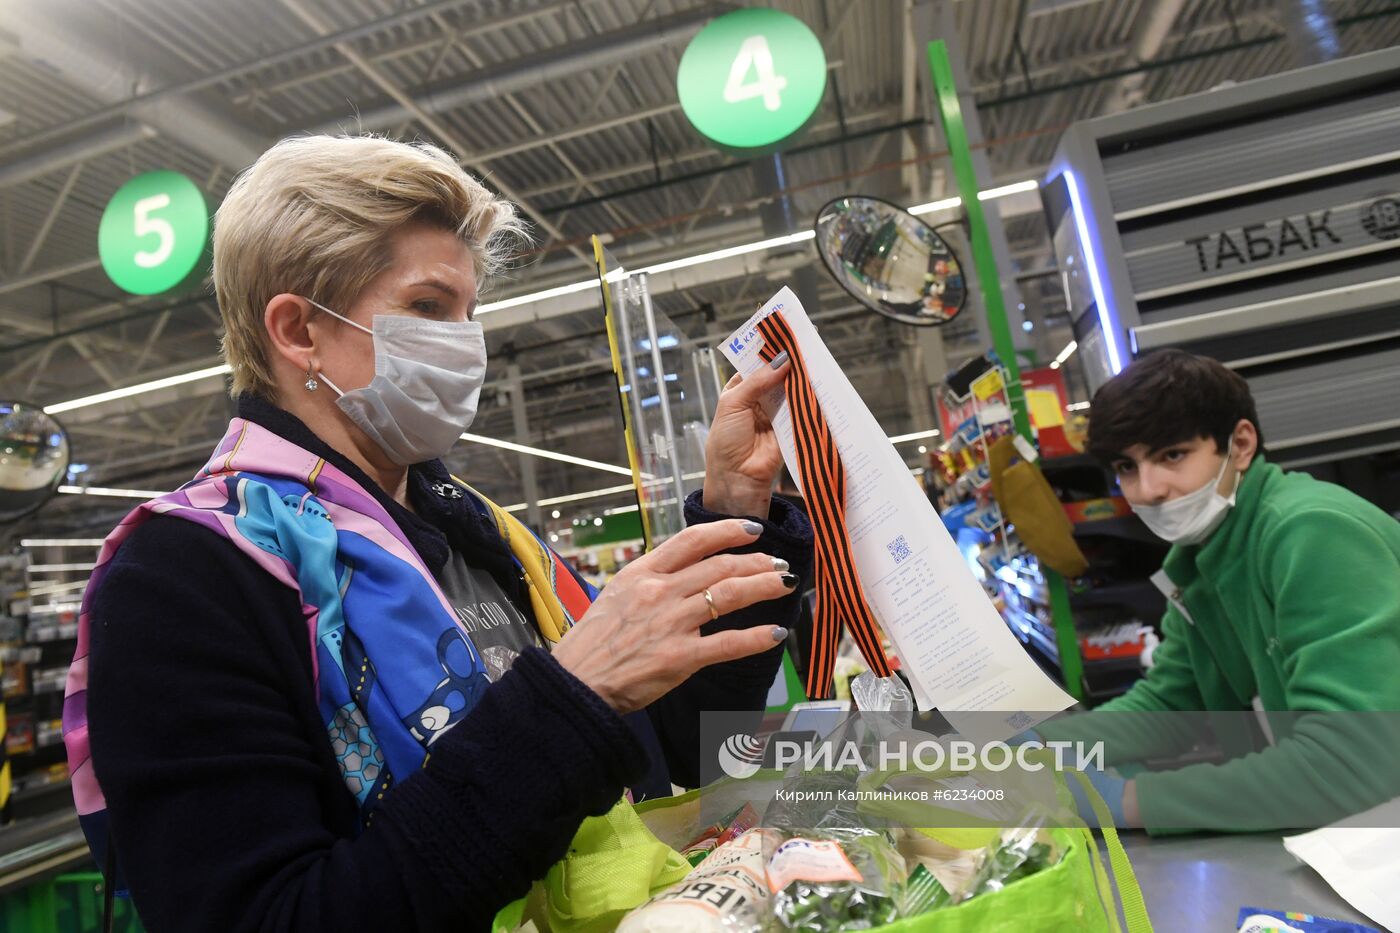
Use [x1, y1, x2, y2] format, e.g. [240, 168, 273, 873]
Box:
[703, 588, 720, 621]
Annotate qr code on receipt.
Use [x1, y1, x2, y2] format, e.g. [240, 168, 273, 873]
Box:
[886, 534, 912, 564]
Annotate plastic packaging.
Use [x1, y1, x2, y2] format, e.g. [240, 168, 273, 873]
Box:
[959, 826, 1062, 903]
[617, 828, 778, 933]
[1236, 907, 1379, 933]
[768, 830, 907, 932]
[850, 672, 913, 719]
[902, 864, 953, 915]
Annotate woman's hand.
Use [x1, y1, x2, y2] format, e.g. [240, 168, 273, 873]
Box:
[702, 353, 791, 518]
[551, 519, 798, 714]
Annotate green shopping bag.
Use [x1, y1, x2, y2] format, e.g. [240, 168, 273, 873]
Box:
[502, 798, 692, 933]
[855, 751, 1153, 932]
[493, 768, 1152, 933]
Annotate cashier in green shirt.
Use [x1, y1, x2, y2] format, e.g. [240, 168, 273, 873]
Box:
[1036, 349, 1400, 833]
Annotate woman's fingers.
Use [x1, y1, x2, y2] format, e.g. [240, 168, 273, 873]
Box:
[669, 551, 786, 596]
[685, 570, 798, 628]
[716, 354, 790, 413]
[643, 519, 764, 574]
[695, 622, 789, 668]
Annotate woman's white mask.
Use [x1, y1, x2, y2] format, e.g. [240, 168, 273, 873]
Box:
[307, 298, 487, 466]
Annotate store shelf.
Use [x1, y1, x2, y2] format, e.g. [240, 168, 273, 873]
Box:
[1069, 580, 1162, 612]
[1082, 654, 1145, 675]
[1007, 609, 1062, 665]
[1072, 515, 1161, 545]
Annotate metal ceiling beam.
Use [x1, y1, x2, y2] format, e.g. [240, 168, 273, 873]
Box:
[18, 164, 82, 275]
[434, 12, 644, 235]
[1100, 0, 1190, 114]
[519, 106, 898, 201]
[280, 0, 591, 264]
[980, 7, 1400, 109]
[307, 6, 727, 136]
[1, 3, 267, 169]
[224, 0, 587, 110]
[0, 258, 101, 298]
[0, 0, 582, 161]
[0, 122, 155, 189]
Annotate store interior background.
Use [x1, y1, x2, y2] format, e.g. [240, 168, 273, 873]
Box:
[2, 0, 1400, 816]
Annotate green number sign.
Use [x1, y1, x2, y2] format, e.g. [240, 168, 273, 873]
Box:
[98, 170, 209, 296]
[677, 8, 827, 151]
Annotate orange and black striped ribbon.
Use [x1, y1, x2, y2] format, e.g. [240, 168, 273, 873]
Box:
[757, 311, 892, 699]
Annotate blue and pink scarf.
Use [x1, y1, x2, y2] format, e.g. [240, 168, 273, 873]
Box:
[62, 418, 594, 856]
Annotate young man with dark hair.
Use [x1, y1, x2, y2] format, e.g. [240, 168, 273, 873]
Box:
[1036, 349, 1400, 832]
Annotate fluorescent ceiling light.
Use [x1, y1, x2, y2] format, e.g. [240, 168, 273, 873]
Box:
[20, 538, 107, 547]
[908, 196, 961, 216]
[476, 278, 599, 314]
[43, 373, 635, 478]
[44, 364, 232, 415]
[502, 480, 640, 512]
[1049, 340, 1079, 370]
[458, 432, 635, 477]
[26, 562, 97, 573]
[908, 179, 1038, 216]
[636, 230, 816, 277]
[58, 485, 166, 498]
[979, 179, 1040, 200]
[888, 429, 942, 443]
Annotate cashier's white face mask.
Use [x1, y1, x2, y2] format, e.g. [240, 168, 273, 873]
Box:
[307, 298, 487, 466]
[1129, 448, 1241, 546]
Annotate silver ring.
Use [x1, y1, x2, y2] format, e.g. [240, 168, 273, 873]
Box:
[703, 588, 720, 621]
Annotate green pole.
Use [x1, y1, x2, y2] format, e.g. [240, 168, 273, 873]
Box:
[926, 40, 1031, 442]
[926, 39, 1084, 700]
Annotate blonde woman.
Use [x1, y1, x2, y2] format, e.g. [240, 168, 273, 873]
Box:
[62, 135, 810, 932]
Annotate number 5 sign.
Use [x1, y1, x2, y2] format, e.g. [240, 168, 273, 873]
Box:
[677, 9, 827, 151]
[99, 170, 209, 295]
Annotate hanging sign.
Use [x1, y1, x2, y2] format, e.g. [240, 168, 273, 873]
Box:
[98, 170, 209, 296]
[676, 8, 827, 151]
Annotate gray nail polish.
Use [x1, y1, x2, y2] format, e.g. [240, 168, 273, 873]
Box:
[741, 520, 763, 535]
[771, 626, 789, 642]
[769, 350, 790, 370]
[772, 557, 789, 572]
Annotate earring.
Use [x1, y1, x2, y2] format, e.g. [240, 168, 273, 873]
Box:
[304, 367, 318, 392]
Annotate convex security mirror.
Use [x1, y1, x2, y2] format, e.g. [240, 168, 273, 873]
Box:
[815, 195, 967, 326]
[0, 402, 71, 522]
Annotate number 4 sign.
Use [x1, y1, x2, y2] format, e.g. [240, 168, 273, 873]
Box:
[724, 35, 788, 112]
[99, 170, 209, 296]
[678, 9, 827, 151]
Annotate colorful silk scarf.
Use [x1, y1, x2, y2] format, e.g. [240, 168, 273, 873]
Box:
[63, 418, 592, 863]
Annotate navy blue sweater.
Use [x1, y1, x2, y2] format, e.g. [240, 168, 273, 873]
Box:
[85, 397, 812, 932]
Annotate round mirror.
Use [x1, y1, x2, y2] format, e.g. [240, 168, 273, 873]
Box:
[0, 402, 71, 522]
[814, 195, 968, 326]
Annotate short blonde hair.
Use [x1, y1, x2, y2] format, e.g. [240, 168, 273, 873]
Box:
[213, 134, 523, 398]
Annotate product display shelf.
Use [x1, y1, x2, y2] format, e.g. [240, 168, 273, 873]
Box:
[2, 543, 95, 823]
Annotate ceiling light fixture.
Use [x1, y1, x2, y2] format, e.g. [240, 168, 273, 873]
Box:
[888, 429, 942, 443]
[58, 485, 166, 499]
[1049, 340, 1079, 370]
[43, 364, 232, 415]
[908, 178, 1039, 216]
[19, 538, 107, 547]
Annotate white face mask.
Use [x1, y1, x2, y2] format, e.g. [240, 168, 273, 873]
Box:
[1129, 449, 1241, 546]
[307, 298, 487, 466]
